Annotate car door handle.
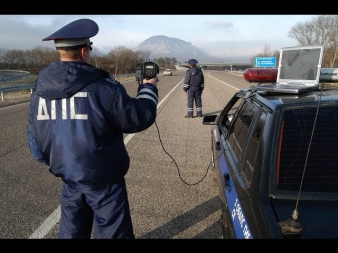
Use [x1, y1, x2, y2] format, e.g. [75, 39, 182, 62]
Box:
[222, 173, 231, 192]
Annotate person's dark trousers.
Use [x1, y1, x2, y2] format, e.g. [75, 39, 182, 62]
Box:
[195, 90, 203, 117]
[58, 180, 135, 239]
[187, 90, 202, 117]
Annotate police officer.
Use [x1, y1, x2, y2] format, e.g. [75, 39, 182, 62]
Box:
[183, 59, 204, 118]
[27, 18, 159, 239]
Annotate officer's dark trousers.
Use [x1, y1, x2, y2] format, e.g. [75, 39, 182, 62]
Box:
[187, 89, 202, 117]
[58, 180, 135, 239]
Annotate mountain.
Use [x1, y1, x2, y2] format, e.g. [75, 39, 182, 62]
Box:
[133, 35, 223, 63]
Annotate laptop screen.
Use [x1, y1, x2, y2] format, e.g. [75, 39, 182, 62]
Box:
[277, 45, 324, 86]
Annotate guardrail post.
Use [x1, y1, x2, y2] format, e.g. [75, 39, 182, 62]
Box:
[1, 92, 4, 101]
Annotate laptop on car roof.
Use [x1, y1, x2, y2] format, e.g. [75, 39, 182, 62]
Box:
[257, 45, 324, 94]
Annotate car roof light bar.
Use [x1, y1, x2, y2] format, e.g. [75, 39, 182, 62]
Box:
[243, 68, 338, 83]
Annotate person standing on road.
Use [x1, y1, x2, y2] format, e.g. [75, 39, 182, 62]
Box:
[183, 59, 204, 118]
[27, 18, 159, 239]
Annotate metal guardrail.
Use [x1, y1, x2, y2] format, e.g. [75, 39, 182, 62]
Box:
[114, 73, 137, 81]
[0, 70, 31, 84]
[0, 73, 137, 102]
[0, 74, 31, 83]
[0, 84, 35, 101]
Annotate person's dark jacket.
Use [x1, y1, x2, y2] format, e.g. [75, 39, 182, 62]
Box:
[183, 66, 204, 92]
[27, 61, 158, 190]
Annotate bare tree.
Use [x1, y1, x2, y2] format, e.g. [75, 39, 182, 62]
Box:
[29, 46, 58, 73]
[108, 46, 141, 75]
[107, 46, 124, 75]
[132, 49, 152, 73]
[261, 44, 272, 56]
[154, 57, 166, 68]
[134, 49, 151, 64]
[272, 49, 280, 65]
[0, 48, 7, 69]
[90, 46, 103, 68]
[288, 15, 338, 67]
[2, 49, 26, 70]
[153, 56, 177, 69]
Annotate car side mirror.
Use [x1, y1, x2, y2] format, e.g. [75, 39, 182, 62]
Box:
[203, 115, 217, 125]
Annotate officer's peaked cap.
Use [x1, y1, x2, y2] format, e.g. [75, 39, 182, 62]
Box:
[188, 59, 198, 65]
[42, 18, 99, 49]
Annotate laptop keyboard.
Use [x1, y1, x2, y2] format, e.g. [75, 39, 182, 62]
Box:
[277, 84, 307, 89]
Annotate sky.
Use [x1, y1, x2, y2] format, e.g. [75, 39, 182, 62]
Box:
[0, 15, 319, 62]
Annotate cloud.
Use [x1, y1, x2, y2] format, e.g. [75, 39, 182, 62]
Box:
[205, 20, 234, 30]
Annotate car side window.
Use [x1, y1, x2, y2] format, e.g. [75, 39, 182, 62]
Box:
[218, 95, 241, 140]
[225, 100, 264, 186]
[243, 111, 266, 185]
[220, 97, 244, 131]
[227, 101, 256, 164]
[218, 97, 244, 173]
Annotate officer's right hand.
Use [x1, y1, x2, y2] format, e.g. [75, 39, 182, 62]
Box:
[143, 77, 158, 86]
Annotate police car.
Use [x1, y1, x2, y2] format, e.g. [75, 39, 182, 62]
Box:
[203, 66, 338, 239]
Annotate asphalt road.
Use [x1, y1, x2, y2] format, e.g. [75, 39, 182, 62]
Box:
[0, 70, 249, 239]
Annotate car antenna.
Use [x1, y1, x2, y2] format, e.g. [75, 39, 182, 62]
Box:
[278, 82, 325, 239]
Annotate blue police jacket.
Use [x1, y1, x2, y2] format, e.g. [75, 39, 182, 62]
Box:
[183, 66, 204, 92]
[27, 61, 158, 190]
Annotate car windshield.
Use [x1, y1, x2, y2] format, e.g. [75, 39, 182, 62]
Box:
[276, 105, 338, 193]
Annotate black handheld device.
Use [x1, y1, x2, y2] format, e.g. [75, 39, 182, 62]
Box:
[136, 61, 159, 85]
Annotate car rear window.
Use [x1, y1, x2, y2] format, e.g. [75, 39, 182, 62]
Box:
[276, 106, 338, 193]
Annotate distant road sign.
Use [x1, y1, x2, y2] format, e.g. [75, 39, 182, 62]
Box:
[254, 57, 276, 68]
